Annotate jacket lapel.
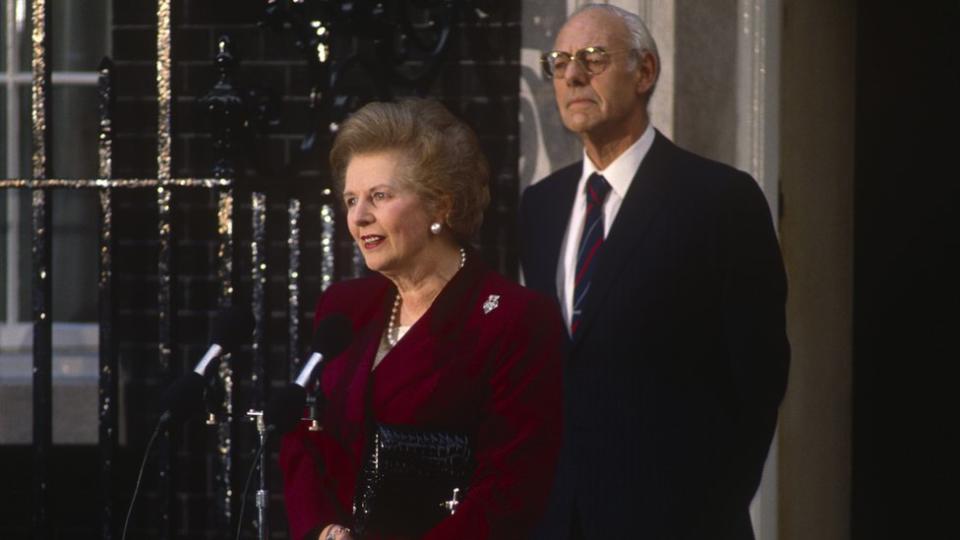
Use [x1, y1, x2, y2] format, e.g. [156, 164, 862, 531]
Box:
[536, 165, 581, 302]
[572, 131, 675, 346]
[318, 280, 389, 445]
[368, 254, 485, 413]
[339, 287, 389, 429]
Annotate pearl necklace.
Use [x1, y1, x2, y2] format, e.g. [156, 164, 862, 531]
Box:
[386, 247, 466, 347]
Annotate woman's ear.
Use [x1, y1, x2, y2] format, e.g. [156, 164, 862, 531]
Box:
[436, 194, 454, 226]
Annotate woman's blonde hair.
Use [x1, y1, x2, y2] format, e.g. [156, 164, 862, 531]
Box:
[329, 98, 491, 241]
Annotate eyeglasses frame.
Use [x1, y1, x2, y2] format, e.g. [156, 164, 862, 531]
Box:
[540, 46, 638, 79]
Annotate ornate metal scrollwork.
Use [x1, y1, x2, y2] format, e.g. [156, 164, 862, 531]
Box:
[199, 36, 281, 179]
[259, 0, 484, 167]
[199, 36, 245, 179]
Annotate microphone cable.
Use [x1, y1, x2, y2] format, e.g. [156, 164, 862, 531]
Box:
[120, 415, 165, 540]
[234, 437, 267, 540]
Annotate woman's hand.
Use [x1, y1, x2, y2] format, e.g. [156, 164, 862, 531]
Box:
[318, 523, 354, 540]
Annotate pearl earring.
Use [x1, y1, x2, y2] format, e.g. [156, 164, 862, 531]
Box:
[429, 222, 442, 235]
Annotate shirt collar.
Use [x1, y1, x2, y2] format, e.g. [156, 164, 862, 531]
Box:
[580, 123, 656, 199]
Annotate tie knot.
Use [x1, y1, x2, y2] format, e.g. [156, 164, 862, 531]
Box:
[586, 173, 611, 205]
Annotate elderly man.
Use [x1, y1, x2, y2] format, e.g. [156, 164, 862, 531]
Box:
[519, 4, 790, 539]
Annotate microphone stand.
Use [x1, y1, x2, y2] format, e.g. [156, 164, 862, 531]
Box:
[307, 394, 322, 432]
[242, 393, 323, 540]
[245, 409, 270, 540]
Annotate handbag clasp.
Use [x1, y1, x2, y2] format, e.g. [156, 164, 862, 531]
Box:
[442, 487, 461, 515]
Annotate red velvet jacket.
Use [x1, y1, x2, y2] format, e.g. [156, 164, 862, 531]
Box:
[279, 256, 564, 540]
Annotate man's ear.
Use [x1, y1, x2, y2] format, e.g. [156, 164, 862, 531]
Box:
[635, 51, 658, 96]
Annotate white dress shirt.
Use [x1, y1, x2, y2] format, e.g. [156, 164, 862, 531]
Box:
[556, 124, 656, 331]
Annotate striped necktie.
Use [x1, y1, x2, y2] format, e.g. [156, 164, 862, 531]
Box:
[571, 173, 611, 335]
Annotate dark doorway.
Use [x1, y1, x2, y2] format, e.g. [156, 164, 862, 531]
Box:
[853, 2, 959, 538]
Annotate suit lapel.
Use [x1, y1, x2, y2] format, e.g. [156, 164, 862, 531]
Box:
[573, 132, 675, 345]
[338, 288, 389, 429]
[369, 254, 485, 412]
[537, 165, 581, 302]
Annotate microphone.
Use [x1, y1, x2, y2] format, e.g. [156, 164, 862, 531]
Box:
[264, 314, 352, 434]
[158, 306, 255, 424]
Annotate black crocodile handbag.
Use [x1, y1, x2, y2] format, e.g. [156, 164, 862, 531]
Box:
[353, 423, 473, 538]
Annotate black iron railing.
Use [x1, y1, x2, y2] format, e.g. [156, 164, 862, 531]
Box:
[0, 1, 472, 538]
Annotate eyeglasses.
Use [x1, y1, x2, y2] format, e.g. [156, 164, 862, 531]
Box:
[540, 46, 634, 79]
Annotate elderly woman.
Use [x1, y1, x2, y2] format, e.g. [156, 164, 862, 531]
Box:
[279, 99, 564, 540]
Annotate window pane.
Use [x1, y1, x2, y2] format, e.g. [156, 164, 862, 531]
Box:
[0, 192, 5, 322]
[0, 86, 5, 173]
[7, 0, 110, 72]
[0, 81, 5, 320]
[52, 85, 100, 178]
[0, 172, 5, 319]
[52, 189, 98, 322]
[16, 187, 29, 321]
[17, 0, 30, 70]
[52, 0, 110, 71]
[12, 85, 100, 323]
[17, 89, 28, 177]
[0, 0, 31, 72]
[0, 84, 6, 322]
[16, 91, 29, 321]
[0, 3, 6, 72]
[51, 85, 100, 323]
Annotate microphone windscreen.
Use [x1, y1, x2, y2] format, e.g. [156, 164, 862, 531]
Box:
[264, 384, 308, 434]
[159, 372, 205, 425]
[312, 314, 352, 358]
[211, 305, 255, 354]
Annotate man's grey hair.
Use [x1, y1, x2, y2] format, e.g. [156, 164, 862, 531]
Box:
[571, 3, 660, 96]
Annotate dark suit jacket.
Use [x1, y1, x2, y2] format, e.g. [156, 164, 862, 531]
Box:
[279, 254, 564, 540]
[520, 132, 789, 539]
